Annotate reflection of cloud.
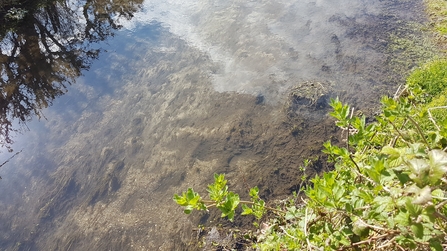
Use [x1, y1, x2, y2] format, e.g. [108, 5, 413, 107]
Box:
[117, 0, 385, 100]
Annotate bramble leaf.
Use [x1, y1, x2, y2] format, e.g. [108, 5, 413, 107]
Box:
[411, 222, 424, 240]
[408, 185, 432, 205]
[428, 150, 447, 185]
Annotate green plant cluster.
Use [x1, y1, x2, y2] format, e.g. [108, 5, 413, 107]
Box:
[255, 94, 447, 250]
[175, 83, 447, 250]
[407, 59, 447, 103]
[174, 174, 267, 222]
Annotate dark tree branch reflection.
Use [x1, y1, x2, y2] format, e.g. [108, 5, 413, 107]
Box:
[0, 0, 142, 151]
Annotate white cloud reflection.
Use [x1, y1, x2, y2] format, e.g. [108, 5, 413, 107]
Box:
[116, 0, 385, 99]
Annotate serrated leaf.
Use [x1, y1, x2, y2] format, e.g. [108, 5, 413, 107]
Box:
[408, 143, 427, 158]
[428, 150, 447, 185]
[252, 200, 265, 220]
[432, 189, 444, 198]
[373, 196, 393, 212]
[410, 223, 424, 239]
[424, 205, 437, 223]
[173, 188, 203, 211]
[382, 146, 401, 159]
[386, 216, 395, 228]
[207, 174, 229, 202]
[405, 198, 423, 217]
[406, 159, 430, 186]
[394, 170, 411, 185]
[394, 210, 410, 227]
[333, 184, 345, 202]
[429, 149, 447, 166]
[407, 159, 430, 175]
[173, 194, 187, 206]
[429, 239, 443, 251]
[345, 202, 353, 213]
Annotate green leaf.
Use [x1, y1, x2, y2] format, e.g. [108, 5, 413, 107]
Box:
[424, 205, 437, 223]
[410, 222, 424, 240]
[394, 210, 410, 227]
[345, 202, 353, 213]
[373, 196, 393, 212]
[173, 194, 187, 206]
[333, 184, 345, 202]
[207, 174, 228, 203]
[241, 204, 253, 216]
[252, 200, 266, 219]
[217, 192, 240, 221]
[382, 146, 401, 159]
[352, 218, 369, 237]
[432, 189, 445, 200]
[405, 198, 423, 217]
[394, 170, 411, 185]
[173, 188, 204, 213]
[386, 215, 395, 229]
[406, 159, 430, 186]
[429, 239, 443, 251]
[184, 205, 194, 214]
[285, 206, 299, 220]
[396, 235, 416, 249]
[249, 187, 260, 199]
[428, 150, 447, 185]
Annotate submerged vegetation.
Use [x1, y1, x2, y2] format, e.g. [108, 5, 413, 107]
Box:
[174, 1, 447, 250]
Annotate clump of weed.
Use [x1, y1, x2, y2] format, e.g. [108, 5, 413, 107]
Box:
[407, 59, 447, 103]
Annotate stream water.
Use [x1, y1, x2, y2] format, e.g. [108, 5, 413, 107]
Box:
[0, 0, 430, 249]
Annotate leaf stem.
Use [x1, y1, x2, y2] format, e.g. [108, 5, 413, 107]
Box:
[407, 116, 431, 150]
[387, 119, 410, 147]
[338, 233, 395, 250]
[202, 199, 285, 214]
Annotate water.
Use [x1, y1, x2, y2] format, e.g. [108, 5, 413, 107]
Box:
[0, 0, 429, 249]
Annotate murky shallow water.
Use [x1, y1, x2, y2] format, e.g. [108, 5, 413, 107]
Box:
[0, 0, 430, 249]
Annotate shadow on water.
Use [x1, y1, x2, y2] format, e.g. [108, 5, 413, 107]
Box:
[0, 0, 143, 151]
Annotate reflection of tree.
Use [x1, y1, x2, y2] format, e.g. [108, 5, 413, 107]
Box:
[0, 0, 142, 151]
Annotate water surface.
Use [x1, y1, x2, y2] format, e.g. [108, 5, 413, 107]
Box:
[0, 0, 429, 249]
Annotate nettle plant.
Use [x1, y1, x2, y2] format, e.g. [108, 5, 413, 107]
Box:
[174, 91, 447, 250]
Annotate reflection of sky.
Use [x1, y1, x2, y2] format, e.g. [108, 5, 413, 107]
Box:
[0, 33, 16, 57]
[0, 0, 405, 156]
[0, 21, 163, 157]
[114, 0, 385, 98]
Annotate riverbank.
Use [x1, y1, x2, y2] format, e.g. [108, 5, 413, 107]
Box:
[178, 0, 447, 250]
